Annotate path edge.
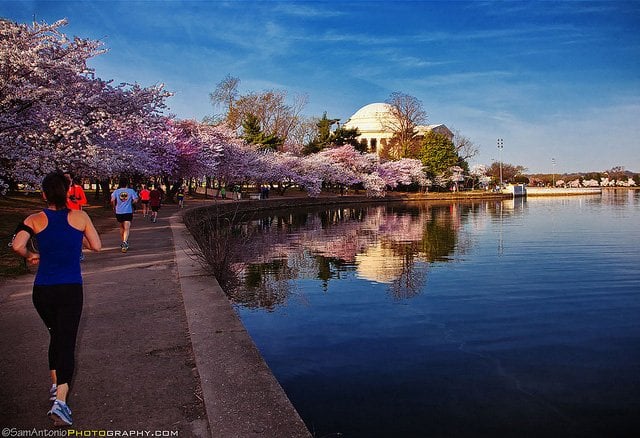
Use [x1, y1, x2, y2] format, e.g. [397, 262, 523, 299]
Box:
[169, 210, 311, 438]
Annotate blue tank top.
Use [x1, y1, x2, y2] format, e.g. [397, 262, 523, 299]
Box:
[34, 209, 83, 285]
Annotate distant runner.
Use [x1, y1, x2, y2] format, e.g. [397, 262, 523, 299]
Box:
[110, 178, 138, 253]
[64, 172, 87, 211]
[139, 184, 151, 218]
[176, 186, 185, 209]
[149, 184, 164, 223]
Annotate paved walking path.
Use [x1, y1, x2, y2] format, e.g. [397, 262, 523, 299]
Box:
[0, 200, 310, 437]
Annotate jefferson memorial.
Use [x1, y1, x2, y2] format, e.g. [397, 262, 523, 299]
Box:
[343, 102, 453, 155]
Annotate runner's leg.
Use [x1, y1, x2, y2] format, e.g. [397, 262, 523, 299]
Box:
[123, 220, 131, 243]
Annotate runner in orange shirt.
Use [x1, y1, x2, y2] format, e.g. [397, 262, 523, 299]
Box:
[64, 172, 87, 211]
[139, 184, 151, 218]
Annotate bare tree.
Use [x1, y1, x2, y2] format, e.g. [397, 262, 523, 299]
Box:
[606, 166, 628, 181]
[452, 129, 479, 161]
[221, 85, 308, 149]
[486, 162, 527, 183]
[209, 74, 240, 124]
[383, 92, 428, 159]
[287, 116, 319, 153]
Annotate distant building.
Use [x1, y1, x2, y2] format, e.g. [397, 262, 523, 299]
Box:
[343, 102, 453, 155]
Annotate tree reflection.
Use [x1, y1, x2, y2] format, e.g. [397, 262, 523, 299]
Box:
[194, 202, 481, 309]
[420, 211, 459, 262]
[388, 249, 428, 300]
[229, 259, 295, 312]
[314, 255, 350, 292]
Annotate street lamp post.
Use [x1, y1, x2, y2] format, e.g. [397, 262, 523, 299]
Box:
[552, 158, 556, 187]
[497, 138, 504, 187]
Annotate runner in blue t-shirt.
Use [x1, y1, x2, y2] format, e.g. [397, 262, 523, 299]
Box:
[110, 177, 138, 253]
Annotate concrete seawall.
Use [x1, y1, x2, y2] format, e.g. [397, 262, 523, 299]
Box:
[184, 191, 512, 223]
[525, 187, 602, 196]
[170, 211, 311, 437]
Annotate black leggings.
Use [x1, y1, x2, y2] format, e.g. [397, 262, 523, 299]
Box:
[32, 284, 83, 386]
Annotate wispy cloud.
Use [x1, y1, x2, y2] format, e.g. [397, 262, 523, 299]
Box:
[273, 3, 346, 18]
[453, 100, 640, 173]
[468, 1, 629, 18]
[3, 0, 637, 172]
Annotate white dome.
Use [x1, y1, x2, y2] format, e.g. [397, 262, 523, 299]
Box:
[342, 102, 453, 156]
[350, 102, 392, 119]
[343, 103, 395, 133]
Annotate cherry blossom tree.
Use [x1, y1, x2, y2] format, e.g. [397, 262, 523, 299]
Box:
[215, 137, 265, 186]
[81, 84, 173, 179]
[469, 164, 490, 189]
[3, 18, 441, 199]
[360, 173, 387, 197]
[307, 146, 429, 197]
[263, 152, 323, 196]
[568, 178, 581, 188]
[378, 158, 430, 192]
[305, 145, 365, 188]
[164, 119, 226, 179]
[1, 18, 104, 185]
[449, 166, 465, 191]
[1, 18, 173, 187]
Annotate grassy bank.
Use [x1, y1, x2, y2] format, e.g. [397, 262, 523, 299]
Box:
[0, 193, 115, 278]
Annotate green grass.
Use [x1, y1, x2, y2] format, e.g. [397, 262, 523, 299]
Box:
[0, 194, 45, 276]
[0, 192, 114, 278]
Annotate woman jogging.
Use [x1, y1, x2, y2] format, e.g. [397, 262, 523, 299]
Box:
[12, 171, 102, 427]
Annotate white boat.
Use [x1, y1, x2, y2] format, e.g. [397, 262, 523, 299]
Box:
[501, 184, 527, 197]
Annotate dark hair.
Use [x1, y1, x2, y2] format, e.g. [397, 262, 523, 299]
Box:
[118, 177, 128, 188]
[42, 171, 70, 209]
[64, 171, 78, 186]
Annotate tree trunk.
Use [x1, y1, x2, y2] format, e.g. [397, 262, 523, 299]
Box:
[99, 179, 111, 206]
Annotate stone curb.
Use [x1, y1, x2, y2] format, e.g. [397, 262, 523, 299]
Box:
[169, 209, 311, 438]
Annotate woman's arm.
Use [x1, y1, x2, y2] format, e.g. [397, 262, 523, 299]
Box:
[69, 210, 102, 251]
[81, 212, 102, 251]
[11, 219, 40, 265]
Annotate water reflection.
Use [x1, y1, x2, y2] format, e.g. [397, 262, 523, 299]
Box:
[220, 192, 640, 437]
[215, 201, 527, 307]
[601, 187, 640, 207]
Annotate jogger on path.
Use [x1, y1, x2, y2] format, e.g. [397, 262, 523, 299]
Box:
[149, 184, 163, 223]
[139, 184, 151, 218]
[11, 171, 102, 427]
[110, 178, 138, 253]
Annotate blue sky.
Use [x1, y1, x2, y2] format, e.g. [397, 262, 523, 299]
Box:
[3, 0, 639, 173]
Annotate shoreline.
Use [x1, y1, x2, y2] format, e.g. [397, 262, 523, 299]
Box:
[524, 187, 602, 196]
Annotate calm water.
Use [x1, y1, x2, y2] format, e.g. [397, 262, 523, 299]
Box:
[226, 190, 640, 437]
